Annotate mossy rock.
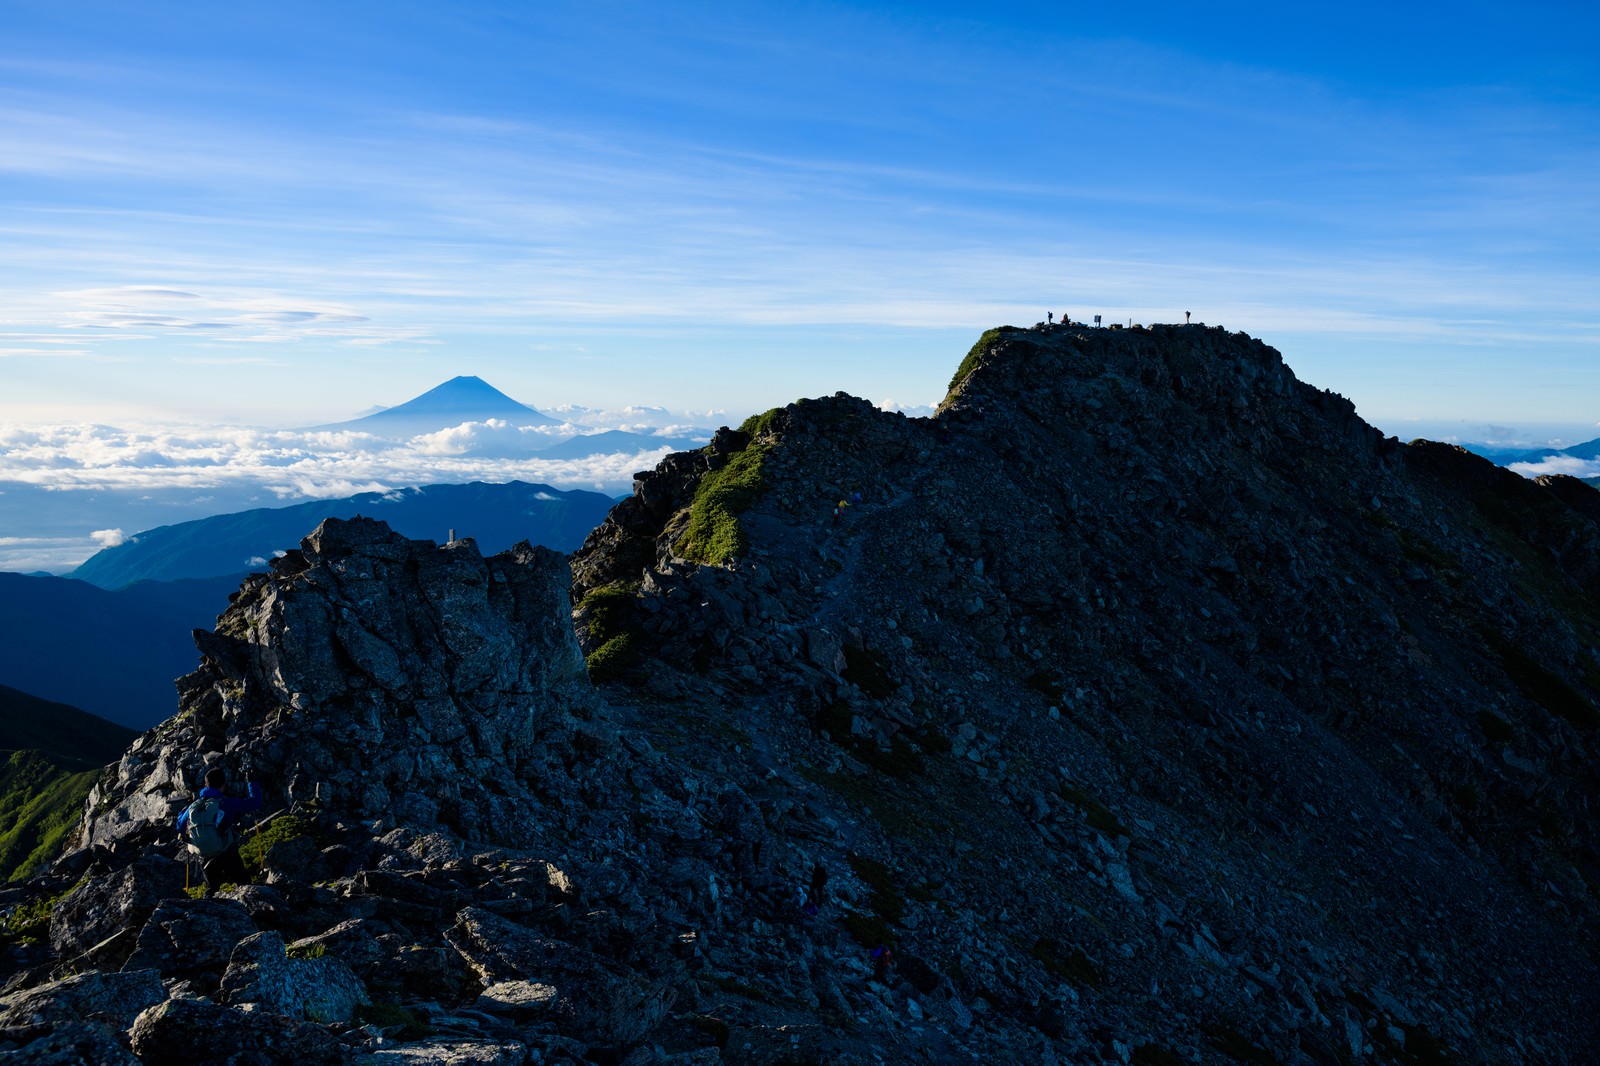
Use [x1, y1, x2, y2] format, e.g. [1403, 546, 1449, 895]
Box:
[947, 327, 1020, 395]
[675, 440, 771, 565]
[586, 632, 637, 681]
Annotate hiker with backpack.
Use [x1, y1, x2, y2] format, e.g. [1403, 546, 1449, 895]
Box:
[176, 767, 264, 893]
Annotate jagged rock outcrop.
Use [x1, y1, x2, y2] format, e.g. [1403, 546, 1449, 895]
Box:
[4, 323, 1600, 1065]
[78, 517, 599, 856]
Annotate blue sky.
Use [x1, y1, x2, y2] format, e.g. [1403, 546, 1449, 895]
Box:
[2, 0, 1597, 434]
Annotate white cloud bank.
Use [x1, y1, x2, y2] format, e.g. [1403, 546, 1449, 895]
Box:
[0, 418, 713, 500]
[0, 414, 728, 571]
[1509, 456, 1600, 480]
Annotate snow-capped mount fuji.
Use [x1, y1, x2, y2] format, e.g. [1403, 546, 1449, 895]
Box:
[316, 375, 561, 436]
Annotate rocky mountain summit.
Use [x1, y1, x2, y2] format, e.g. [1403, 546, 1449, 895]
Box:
[5, 323, 1600, 1064]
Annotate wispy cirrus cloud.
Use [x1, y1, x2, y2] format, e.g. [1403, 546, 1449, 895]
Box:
[45, 286, 393, 344]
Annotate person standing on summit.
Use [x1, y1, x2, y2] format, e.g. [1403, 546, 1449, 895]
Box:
[176, 767, 264, 893]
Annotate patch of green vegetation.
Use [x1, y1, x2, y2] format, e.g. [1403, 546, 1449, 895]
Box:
[240, 813, 309, 869]
[353, 1001, 433, 1041]
[287, 941, 327, 959]
[579, 581, 639, 634]
[586, 632, 637, 681]
[796, 763, 939, 841]
[947, 327, 1017, 394]
[675, 440, 772, 565]
[842, 646, 898, 699]
[739, 407, 783, 439]
[1483, 629, 1600, 730]
[1, 877, 84, 946]
[0, 752, 99, 882]
[1060, 781, 1131, 838]
[580, 581, 642, 681]
[1030, 937, 1103, 988]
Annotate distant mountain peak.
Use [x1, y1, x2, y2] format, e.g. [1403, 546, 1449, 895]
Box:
[316, 375, 561, 433]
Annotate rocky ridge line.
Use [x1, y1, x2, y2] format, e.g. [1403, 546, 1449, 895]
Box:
[1, 323, 1598, 1064]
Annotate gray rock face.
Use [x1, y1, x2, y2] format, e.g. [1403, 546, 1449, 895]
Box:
[357, 1042, 529, 1065]
[76, 517, 598, 855]
[48, 855, 186, 969]
[446, 906, 675, 1045]
[0, 968, 164, 1031]
[120, 896, 260, 987]
[220, 929, 367, 1024]
[127, 996, 352, 1065]
[1, 1020, 142, 1066]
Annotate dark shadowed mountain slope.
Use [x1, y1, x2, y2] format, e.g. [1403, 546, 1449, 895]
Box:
[0, 573, 237, 729]
[4, 325, 1599, 1064]
[71, 480, 616, 588]
[0, 687, 136, 882]
[0, 685, 137, 772]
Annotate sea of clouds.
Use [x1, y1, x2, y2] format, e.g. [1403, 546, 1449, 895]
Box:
[0, 399, 942, 573]
[0, 408, 716, 573]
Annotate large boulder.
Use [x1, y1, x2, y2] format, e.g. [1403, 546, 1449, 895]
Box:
[48, 855, 186, 969]
[219, 930, 367, 1024]
[0, 968, 165, 1030]
[1, 1020, 141, 1065]
[445, 906, 675, 1045]
[128, 997, 352, 1065]
[120, 896, 260, 988]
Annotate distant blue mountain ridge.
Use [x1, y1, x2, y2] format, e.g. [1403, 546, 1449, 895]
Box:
[2, 479, 623, 729]
[0, 571, 238, 729]
[71, 480, 618, 588]
[1463, 435, 1600, 466]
